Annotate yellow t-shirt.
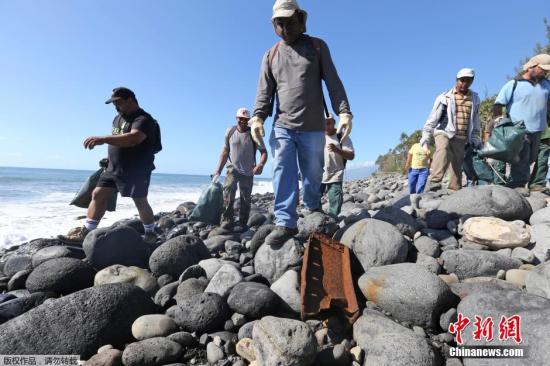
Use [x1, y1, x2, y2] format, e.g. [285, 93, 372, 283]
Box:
[409, 143, 431, 169]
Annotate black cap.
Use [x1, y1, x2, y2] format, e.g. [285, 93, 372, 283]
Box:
[105, 87, 135, 104]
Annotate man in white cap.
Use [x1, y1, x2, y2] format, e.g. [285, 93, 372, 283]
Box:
[492, 54, 550, 190]
[213, 107, 268, 229]
[420, 68, 482, 191]
[249, 0, 352, 245]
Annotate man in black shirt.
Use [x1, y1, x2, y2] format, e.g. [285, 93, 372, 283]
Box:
[59, 87, 160, 244]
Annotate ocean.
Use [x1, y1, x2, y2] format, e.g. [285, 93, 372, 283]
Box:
[0, 167, 272, 249]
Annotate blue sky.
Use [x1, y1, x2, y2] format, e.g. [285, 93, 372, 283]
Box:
[0, 0, 548, 177]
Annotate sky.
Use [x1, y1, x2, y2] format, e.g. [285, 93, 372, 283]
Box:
[0, 0, 548, 177]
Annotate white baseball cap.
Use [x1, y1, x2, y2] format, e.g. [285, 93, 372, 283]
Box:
[456, 68, 475, 79]
[236, 108, 250, 119]
[272, 0, 307, 20]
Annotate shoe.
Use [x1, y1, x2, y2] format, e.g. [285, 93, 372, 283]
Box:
[301, 207, 324, 216]
[57, 226, 90, 245]
[428, 181, 442, 192]
[143, 232, 158, 245]
[265, 226, 299, 246]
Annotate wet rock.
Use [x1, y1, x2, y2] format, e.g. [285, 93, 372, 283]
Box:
[95, 265, 158, 296]
[149, 235, 210, 278]
[254, 238, 303, 284]
[440, 250, 522, 279]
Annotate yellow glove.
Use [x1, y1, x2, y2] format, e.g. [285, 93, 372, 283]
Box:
[336, 113, 353, 142]
[250, 116, 265, 147]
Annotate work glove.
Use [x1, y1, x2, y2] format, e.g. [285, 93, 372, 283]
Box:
[250, 116, 265, 147]
[211, 174, 220, 184]
[337, 113, 353, 142]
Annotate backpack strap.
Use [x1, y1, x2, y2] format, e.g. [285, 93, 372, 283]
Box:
[506, 79, 519, 119]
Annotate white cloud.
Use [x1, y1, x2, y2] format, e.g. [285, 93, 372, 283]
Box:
[346, 160, 377, 170]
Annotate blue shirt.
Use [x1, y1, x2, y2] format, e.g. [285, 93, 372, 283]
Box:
[495, 78, 550, 132]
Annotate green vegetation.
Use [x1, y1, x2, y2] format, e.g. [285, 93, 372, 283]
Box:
[376, 19, 549, 173]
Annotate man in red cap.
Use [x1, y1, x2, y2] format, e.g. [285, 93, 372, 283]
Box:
[59, 87, 161, 245]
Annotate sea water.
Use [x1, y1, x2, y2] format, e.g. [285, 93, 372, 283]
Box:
[0, 167, 272, 248]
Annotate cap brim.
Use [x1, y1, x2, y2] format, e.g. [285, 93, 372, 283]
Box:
[104, 97, 120, 104]
[539, 64, 550, 71]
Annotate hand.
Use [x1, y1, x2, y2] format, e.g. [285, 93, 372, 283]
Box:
[83, 136, 105, 150]
[250, 116, 265, 147]
[336, 113, 353, 142]
[327, 143, 341, 154]
[253, 164, 264, 175]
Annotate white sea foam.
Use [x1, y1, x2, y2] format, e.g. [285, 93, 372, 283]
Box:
[0, 179, 273, 249]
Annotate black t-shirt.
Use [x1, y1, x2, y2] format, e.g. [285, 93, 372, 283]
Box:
[107, 108, 157, 176]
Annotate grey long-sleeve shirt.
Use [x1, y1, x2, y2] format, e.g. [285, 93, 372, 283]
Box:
[253, 34, 351, 132]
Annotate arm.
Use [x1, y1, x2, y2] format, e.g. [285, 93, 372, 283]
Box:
[253, 150, 268, 175]
[470, 95, 482, 146]
[83, 129, 146, 149]
[492, 104, 504, 119]
[252, 52, 277, 120]
[214, 147, 230, 176]
[420, 96, 445, 146]
[327, 144, 355, 160]
[404, 153, 412, 171]
[319, 39, 351, 115]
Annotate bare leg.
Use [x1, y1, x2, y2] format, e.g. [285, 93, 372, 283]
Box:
[87, 187, 116, 221]
[133, 197, 155, 225]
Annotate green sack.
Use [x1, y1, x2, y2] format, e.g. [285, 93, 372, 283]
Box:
[189, 182, 224, 225]
[70, 168, 118, 212]
[478, 118, 527, 163]
[463, 144, 494, 184]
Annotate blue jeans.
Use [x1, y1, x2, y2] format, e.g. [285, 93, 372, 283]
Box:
[408, 168, 429, 194]
[270, 126, 325, 228]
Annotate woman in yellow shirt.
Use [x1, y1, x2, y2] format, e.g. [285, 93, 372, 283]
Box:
[404, 142, 432, 194]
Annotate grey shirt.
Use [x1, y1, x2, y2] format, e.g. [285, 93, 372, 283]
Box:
[253, 34, 351, 131]
[224, 126, 265, 176]
[323, 134, 354, 183]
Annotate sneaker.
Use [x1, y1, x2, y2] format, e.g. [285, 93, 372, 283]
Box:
[428, 181, 442, 192]
[143, 232, 158, 245]
[57, 226, 89, 245]
[265, 226, 299, 246]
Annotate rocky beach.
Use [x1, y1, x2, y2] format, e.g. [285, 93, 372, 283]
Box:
[1, 172, 549, 365]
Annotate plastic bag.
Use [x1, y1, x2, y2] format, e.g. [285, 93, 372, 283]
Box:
[70, 168, 117, 212]
[189, 182, 224, 225]
[478, 118, 527, 163]
[464, 144, 494, 184]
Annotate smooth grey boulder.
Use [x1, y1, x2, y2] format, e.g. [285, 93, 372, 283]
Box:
[227, 282, 279, 319]
[26, 257, 95, 295]
[426, 186, 532, 229]
[174, 292, 229, 333]
[337, 206, 370, 225]
[449, 278, 521, 299]
[373, 206, 420, 237]
[525, 262, 550, 299]
[270, 270, 301, 314]
[525, 192, 547, 213]
[122, 337, 183, 366]
[353, 309, 436, 366]
[339, 219, 408, 272]
[0, 283, 158, 358]
[252, 316, 317, 366]
[149, 235, 210, 278]
[3, 255, 32, 277]
[31, 245, 85, 267]
[414, 236, 441, 258]
[204, 264, 243, 298]
[459, 290, 550, 366]
[530, 223, 550, 263]
[131, 314, 178, 341]
[441, 250, 522, 279]
[254, 238, 303, 284]
[7, 269, 32, 291]
[530, 206, 550, 225]
[296, 212, 338, 240]
[83, 226, 150, 270]
[358, 263, 456, 328]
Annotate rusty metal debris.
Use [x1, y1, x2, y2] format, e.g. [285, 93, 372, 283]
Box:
[300, 232, 360, 325]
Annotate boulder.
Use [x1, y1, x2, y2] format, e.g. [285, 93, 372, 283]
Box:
[204, 234, 237, 254]
[247, 213, 268, 227]
[122, 337, 183, 366]
[154, 282, 179, 308]
[227, 282, 279, 319]
[525, 192, 547, 213]
[525, 262, 550, 299]
[529, 206, 550, 225]
[174, 292, 229, 333]
[31, 246, 85, 267]
[339, 219, 408, 272]
[131, 314, 178, 340]
[249, 225, 275, 255]
[252, 316, 317, 366]
[254, 238, 303, 284]
[358, 263, 456, 328]
[373, 206, 420, 237]
[83, 226, 150, 270]
[149, 235, 210, 278]
[413, 236, 441, 258]
[270, 270, 301, 314]
[174, 278, 207, 304]
[26, 258, 95, 295]
[530, 223, 550, 263]
[3, 255, 32, 277]
[85, 349, 123, 366]
[440, 250, 522, 279]
[296, 212, 338, 240]
[461, 217, 530, 249]
[449, 278, 521, 299]
[426, 186, 532, 229]
[0, 292, 55, 324]
[0, 283, 158, 358]
[459, 290, 550, 366]
[178, 264, 206, 282]
[7, 269, 32, 291]
[353, 309, 436, 366]
[204, 264, 243, 298]
[95, 265, 158, 296]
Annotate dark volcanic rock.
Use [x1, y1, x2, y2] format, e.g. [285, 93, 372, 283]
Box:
[227, 282, 279, 319]
[31, 246, 85, 268]
[26, 258, 96, 295]
[373, 206, 420, 238]
[83, 226, 150, 270]
[122, 337, 183, 366]
[3, 255, 32, 278]
[149, 235, 210, 278]
[0, 292, 55, 324]
[174, 292, 229, 333]
[0, 283, 158, 358]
